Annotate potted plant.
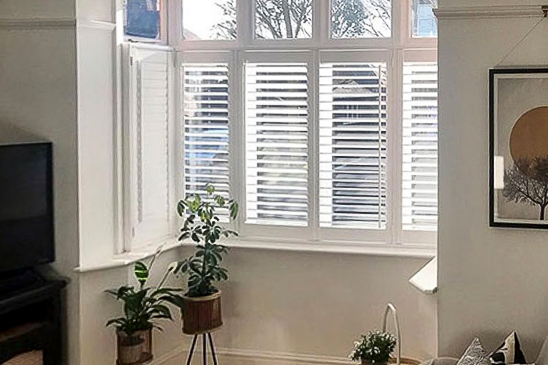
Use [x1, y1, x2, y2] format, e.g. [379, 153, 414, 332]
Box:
[350, 331, 397, 365]
[106, 249, 181, 364]
[174, 184, 239, 335]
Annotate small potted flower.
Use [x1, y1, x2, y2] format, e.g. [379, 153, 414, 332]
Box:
[350, 331, 397, 365]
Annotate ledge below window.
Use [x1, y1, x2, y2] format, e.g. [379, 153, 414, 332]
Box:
[75, 238, 436, 274]
[409, 257, 438, 294]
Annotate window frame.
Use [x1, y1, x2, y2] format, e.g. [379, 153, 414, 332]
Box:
[123, 0, 438, 250]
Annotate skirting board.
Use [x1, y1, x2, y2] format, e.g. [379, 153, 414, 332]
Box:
[152, 346, 354, 365]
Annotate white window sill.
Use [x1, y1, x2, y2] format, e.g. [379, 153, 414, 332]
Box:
[409, 257, 438, 294]
[75, 237, 436, 274]
[75, 238, 182, 274]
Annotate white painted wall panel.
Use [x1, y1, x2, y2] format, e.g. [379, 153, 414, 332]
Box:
[437, 13, 548, 358]
[77, 26, 117, 267]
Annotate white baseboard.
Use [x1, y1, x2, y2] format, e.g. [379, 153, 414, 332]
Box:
[152, 346, 353, 365]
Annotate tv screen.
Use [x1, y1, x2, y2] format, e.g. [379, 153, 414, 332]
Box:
[0, 143, 54, 274]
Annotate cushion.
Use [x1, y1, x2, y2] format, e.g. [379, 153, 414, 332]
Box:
[490, 331, 527, 365]
[457, 338, 491, 365]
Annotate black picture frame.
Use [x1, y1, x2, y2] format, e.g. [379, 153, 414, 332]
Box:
[489, 68, 548, 229]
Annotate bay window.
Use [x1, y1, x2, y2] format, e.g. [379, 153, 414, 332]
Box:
[123, 0, 438, 251]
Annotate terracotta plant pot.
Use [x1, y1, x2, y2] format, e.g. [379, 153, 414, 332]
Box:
[117, 331, 144, 364]
[181, 291, 223, 335]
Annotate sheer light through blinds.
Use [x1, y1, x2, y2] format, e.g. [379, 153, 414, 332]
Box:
[402, 62, 438, 231]
[319, 63, 388, 229]
[245, 63, 309, 226]
[183, 64, 231, 218]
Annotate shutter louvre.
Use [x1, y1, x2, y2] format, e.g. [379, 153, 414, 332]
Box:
[245, 63, 309, 226]
[402, 62, 438, 231]
[129, 46, 174, 248]
[182, 63, 230, 219]
[319, 63, 388, 229]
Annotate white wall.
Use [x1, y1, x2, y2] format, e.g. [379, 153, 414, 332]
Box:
[0, 22, 81, 365]
[212, 249, 437, 362]
[437, 0, 548, 358]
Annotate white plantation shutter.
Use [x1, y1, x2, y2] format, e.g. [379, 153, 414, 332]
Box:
[127, 46, 175, 248]
[182, 63, 230, 219]
[319, 63, 388, 229]
[402, 62, 438, 231]
[245, 62, 309, 226]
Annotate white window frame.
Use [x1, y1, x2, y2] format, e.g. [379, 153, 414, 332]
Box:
[122, 0, 438, 252]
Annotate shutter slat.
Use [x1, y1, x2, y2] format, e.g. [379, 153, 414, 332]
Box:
[246, 63, 309, 226]
[402, 62, 438, 231]
[183, 63, 230, 220]
[319, 62, 388, 229]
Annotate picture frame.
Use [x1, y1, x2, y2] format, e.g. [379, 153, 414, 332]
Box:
[489, 68, 548, 229]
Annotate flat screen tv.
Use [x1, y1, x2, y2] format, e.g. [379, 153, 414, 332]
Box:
[0, 143, 54, 274]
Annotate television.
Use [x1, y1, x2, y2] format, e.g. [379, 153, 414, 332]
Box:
[0, 143, 54, 274]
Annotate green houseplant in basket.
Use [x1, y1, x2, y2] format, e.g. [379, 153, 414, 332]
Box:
[174, 184, 239, 335]
[106, 249, 181, 364]
[350, 331, 397, 365]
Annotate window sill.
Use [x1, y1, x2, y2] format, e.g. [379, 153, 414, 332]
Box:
[75, 237, 436, 274]
[75, 238, 181, 274]
[209, 238, 436, 259]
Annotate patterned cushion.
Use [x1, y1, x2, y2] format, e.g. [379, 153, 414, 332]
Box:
[490, 331, 527, 365]
[457, 338, 491, 365]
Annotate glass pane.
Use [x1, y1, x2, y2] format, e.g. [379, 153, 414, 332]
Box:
[183, 64, 231, 220]
[331, 0, 391, 39]
[412, 0, 437, 37]
[245, 63, 309, 226]
[319, 63, 388, 229]
[183, 0, 236, 40]
[255, 0, 313, 39]
[124, 0, 162, 40]
[402, 62, 438, 230]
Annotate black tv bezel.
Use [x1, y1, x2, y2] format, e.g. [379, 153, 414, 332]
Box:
[0, 142, 55, 274]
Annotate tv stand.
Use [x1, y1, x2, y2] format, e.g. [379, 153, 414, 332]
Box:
[0, 276, 66, 364]
[0, 269, 43, 293]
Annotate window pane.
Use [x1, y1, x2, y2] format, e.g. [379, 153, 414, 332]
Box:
[412, 0, 437, 37]
[331, 0, 391, 39]
[255, 0, 312, 39]
[245, 63, 309, 226]
[124, 0, 162, 40]
[183, 0, 236, 40]
[402, 62, 438, 231]
[183, 64, 231, 219]
[319, 63, 388, 229]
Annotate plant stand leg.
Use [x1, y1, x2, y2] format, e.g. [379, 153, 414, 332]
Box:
[186, 335, 198, 365]
[207, 333, 219, 365]
[202, 334, 207, 365]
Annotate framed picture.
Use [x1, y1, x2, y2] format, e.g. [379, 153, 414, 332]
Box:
[490, 68, 548, 228]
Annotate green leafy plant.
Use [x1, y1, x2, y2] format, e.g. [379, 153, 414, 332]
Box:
[106, 248, 182, 336]
[350, 331, 397, 363]
[175, 184, 239, 297]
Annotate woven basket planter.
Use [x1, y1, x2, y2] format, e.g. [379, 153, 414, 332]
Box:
[181, 291, 222, 335]
[116, 329, 153, 365]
